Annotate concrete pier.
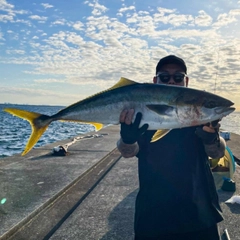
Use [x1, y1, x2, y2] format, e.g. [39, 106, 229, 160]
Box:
[0, 127, 240, 240]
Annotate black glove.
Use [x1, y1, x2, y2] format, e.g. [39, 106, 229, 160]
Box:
[205, 119, 220, 128]
[195, 119, 221, 145]
[120, 112, 149, 144]
[195, 127, 218, 145]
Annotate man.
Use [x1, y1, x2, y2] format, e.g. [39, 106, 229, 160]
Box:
[117, 55, 225, 240]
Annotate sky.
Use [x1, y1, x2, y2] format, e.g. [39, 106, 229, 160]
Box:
[0, 0, 240, 110]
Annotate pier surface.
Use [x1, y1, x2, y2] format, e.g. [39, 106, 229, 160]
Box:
[0, 126, 240, 240]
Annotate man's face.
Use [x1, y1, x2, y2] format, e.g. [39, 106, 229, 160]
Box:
[153, 63, 188, 87]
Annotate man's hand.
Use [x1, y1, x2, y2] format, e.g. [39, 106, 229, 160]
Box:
[120, 109, 149, 144]
[195, 119, 220, 145]
[202, 119, 220, 133]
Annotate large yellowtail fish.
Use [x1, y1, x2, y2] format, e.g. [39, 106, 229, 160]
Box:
[4, 77, 235, 156]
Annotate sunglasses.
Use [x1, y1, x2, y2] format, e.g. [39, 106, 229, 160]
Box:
[156, 72, 186, 83]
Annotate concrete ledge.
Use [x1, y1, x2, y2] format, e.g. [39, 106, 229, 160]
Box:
[1, 128, 240, 240]
[0, 125, 121, 239]
[1, 148, 121, 240]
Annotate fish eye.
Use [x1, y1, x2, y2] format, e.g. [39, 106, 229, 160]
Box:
[204, 101, 217, 109]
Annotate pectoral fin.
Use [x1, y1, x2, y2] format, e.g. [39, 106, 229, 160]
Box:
[146, 104, 174, 116]
[151, 129, 171, 142]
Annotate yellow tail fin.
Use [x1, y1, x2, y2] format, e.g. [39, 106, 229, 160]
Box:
[4, 108, 51, 156]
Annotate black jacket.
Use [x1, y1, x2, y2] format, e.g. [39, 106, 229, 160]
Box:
[135, 127, 223, 237]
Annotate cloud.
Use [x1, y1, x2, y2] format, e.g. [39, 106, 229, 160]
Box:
[154, 12, 194, 27]
[0, 85, 80, 101]
[212, 10, 240, 28]
[33, 78, 65, 83]
[1, 0, 240, 108]
[0, 14, 14, 22]
[87, 1, 108, 16]
[229, 9, 240, 16]
[195, 10, 212, 26]
[0, 0, 14, 11]
[41, 3, 54, 9]
[156, 7, 176, 15]
[0, 0, 28, 22]
[51, 19, 66, 25]
[29, 15, 48, 22]
[15, 19, 32, 26]
[118, 5, 135, 13]
[6, 49, 25, 55]
[73, 21, 84, 31]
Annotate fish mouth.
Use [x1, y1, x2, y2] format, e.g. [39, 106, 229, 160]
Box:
[215, 106, 235, 115]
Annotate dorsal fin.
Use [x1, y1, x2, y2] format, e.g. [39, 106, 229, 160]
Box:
[108, 77, 138, 90]
[58, 77, 138, 112]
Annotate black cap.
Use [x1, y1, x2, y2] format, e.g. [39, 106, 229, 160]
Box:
[156, 55, 187, 74]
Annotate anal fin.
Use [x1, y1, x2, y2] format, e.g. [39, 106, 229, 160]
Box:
[60, 119, 103, 131]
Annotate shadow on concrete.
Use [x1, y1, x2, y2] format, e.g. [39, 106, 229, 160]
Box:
[30, 154, 55, 161]
[224, 203, 240, 214]
[218, 189, 235, 203]
[69, 149, 109, 153]
[29, 149, 109, 161]
[100, 189, 138, 240]
[216, 190, 240, 214]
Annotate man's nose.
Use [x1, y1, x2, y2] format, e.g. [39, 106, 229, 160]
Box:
[168, 76, 175, 84]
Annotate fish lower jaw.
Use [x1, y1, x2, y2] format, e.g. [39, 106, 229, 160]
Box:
[214, 107, 235, 115]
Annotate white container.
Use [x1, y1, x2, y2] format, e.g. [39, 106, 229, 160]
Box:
[220, 131, 231, 140]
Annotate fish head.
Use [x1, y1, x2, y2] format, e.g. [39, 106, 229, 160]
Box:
[201, 98, 235, 123]
[175, 88, 235, 126]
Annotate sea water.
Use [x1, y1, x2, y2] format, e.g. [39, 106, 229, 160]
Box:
[0, 104, 239, 158]
[0, 104, 95, 158]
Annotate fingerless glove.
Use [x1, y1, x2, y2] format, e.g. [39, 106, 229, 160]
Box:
[195, 127, 219, 145]
[120, 112, 149, 144]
